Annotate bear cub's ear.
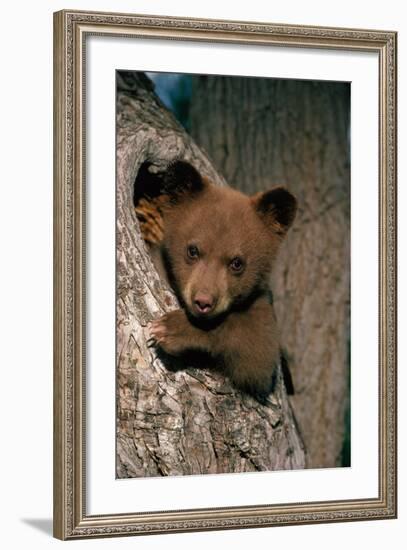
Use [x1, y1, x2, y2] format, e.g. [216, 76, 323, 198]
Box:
[251, 187, 297, 236]
[162, 160, 206, 202]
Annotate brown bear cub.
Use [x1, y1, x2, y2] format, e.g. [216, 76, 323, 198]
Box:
[148, 161, 297, 398]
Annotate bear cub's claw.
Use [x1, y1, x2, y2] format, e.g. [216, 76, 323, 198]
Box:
[148, 318, 167, 344]
[148, 310, 189, 356]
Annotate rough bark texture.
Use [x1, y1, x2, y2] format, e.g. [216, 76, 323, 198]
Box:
[116, 71, 306, 478]
[190, 76, 350, 469]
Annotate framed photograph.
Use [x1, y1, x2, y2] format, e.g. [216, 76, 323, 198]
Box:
[53, 9, 397, 540]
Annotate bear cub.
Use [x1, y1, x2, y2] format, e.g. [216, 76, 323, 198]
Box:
[148, 161, 297, 398]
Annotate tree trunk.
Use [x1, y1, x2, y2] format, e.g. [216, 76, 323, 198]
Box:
[190, 76, 350, 469]
[116, 71, 306, 478]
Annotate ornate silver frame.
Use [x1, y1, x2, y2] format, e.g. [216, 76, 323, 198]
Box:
[53, 9, 397, 540]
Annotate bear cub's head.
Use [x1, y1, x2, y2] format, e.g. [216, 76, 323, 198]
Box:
[160, 161, 297, 321]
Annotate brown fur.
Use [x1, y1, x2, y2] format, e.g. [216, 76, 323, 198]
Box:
[148, 161, 297, 397]
[135, 195, 168, 245]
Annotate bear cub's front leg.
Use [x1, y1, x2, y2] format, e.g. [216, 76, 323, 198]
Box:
[149, 309, 210, 357]
[149, 298, 281, 398]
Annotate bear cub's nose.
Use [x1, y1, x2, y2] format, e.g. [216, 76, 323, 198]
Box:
[194, 293, 215, 315]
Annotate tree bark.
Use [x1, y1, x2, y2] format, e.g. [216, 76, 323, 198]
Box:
[116, 71, 306, 478]
[190, 76, 350, 469]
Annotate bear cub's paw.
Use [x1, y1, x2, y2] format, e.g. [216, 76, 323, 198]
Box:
[149, 309, 190, 356]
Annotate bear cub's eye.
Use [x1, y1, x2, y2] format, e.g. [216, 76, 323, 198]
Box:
[187, 244, 200, 259]
[229, 257, 244, 273]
